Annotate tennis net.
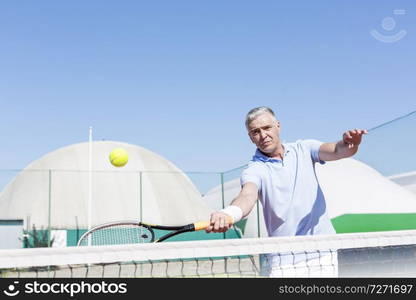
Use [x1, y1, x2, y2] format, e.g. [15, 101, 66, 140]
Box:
[1, 229, 416, 278]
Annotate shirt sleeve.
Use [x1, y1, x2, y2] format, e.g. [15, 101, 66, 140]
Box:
[240, 163, 263, 190]
[302, 139, 326, 164]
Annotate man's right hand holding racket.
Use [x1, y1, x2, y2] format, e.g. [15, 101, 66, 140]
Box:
[206, 211, 235, 233]
[206, 182, 259, 233]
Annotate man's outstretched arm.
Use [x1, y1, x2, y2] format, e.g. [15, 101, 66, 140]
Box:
[319, 129, 367, 161]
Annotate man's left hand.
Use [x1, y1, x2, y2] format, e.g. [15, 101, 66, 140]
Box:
[343, 129, 368, 149]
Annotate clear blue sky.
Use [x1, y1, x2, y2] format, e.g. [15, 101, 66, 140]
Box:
[0, 1, 415, 174]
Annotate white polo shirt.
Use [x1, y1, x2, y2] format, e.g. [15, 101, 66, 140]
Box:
[241, 140, 337, 276]
[241, 139, 335, 237]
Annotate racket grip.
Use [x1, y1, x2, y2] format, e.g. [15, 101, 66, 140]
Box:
[193, 216, 234, 231]
[194, 221, 210, 231]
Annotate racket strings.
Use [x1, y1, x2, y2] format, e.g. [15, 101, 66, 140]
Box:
[79, 224, 154, 246]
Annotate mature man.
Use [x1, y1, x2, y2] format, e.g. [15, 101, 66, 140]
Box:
[206, 106, 367, 276]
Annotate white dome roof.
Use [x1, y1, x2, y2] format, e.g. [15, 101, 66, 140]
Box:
[388, 171, 416, 195]
[0, 141, 212, 229]
[203, 158, 416, 237]
[315, 158, 416, 217]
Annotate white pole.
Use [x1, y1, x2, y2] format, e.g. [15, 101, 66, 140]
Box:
[88, 126, 93, 245]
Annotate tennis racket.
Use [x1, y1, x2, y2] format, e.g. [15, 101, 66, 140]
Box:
[77, 218, 233, 246]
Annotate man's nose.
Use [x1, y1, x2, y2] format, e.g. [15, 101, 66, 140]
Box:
[259, 130, 268, 139]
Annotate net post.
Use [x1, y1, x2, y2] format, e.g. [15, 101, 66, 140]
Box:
[48, 169, 52, 248]
[139, 171, 143, 222]
[220, 172, 225, 240]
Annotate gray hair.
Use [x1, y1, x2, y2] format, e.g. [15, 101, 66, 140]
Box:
[245, 106, 277, 129]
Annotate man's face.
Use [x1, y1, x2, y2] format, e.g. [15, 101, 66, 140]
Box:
[247, 113, 281, 154]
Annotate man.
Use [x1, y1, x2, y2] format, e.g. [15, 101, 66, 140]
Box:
[206, 106, 367, 276]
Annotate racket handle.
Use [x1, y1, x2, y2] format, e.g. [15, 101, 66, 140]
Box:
[193, 216, 234, 231]
[194, 221, 210, 231]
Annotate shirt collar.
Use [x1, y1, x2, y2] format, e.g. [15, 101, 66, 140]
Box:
[252, 145, 289, 163]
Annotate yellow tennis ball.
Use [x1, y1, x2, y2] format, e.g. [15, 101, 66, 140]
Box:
[109, 148, 129, 167]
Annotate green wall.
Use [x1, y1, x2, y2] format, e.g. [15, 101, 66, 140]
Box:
[332, 213, 416, 233]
